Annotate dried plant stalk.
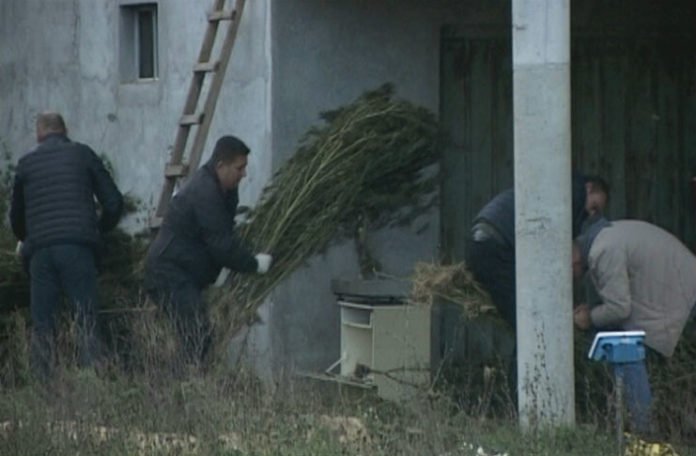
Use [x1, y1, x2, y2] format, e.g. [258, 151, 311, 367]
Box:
[409, 262, 496, 318]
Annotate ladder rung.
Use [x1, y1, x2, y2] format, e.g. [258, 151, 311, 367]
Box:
[193, 61, 220, 73]
[208, 9, 236, 22]
[180, 113, 204, 126]
[149, 216, 163, 230]
[165, 164, 189, 178]
[155, 0, 247, 229]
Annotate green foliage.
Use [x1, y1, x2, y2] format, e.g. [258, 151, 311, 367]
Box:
[210, 84, 441, 354]
[0, 140, 15, 216]
[0, 144, 31, 387]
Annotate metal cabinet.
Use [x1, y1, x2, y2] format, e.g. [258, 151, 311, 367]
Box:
[338, 300, 431, 402]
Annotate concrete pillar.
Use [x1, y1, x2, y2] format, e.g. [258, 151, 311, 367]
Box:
[512, 0, 575, 428]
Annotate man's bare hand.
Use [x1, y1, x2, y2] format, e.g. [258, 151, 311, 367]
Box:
[573, 303, 592, 330]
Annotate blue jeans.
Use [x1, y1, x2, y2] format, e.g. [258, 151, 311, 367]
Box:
[29, 244, 99, 380]
[615, 307, 696, 436]
[614, 360, 653, 435]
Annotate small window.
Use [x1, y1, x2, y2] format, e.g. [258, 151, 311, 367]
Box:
[120, 3, 159, 82]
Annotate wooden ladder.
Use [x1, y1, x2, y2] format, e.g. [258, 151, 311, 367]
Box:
[150, 0, 247, 229]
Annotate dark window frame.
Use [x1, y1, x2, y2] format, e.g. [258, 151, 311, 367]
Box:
[120, 3, 159, 82]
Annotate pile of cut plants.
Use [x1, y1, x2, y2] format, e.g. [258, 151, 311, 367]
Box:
[408, 261, 496, 318]
[208, 83, 440, 353]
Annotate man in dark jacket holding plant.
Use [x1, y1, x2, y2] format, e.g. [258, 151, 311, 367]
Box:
[144, 135, 272, 365]
[463, 173, 588, 398]
[10, 112, 124, 380]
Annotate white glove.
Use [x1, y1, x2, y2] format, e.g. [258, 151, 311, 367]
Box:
[213, 268, 231, 287]
[235, 206, 252, 225]
[15, 241, 23, 258]
[255, 253, 273, 274]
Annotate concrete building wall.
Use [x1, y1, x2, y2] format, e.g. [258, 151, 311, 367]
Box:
[0, 0, 509, 380]
[0, 0, 273, 221]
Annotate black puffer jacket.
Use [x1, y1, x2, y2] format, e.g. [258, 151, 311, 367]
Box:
[145, 161, 258, 289]
[10, 134, 124, 253]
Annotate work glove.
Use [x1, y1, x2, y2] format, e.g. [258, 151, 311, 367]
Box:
[235, 206, 252, 225]
[213, 268, 231, 287]
[255, 253, 273, 274]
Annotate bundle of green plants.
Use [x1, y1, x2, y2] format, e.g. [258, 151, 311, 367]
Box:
[0, 148, 27, 315]
[0, 150, 30, 381]
[0, 229, 29, 314]
[209, 84, 439, 351]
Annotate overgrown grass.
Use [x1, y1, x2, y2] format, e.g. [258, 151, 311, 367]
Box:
[0, 373, 686, 455]
[1, 141, 695, 454]
[1, 309, 694, 456]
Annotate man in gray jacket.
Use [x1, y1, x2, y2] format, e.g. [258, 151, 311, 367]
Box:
[573, 218, 696, 435]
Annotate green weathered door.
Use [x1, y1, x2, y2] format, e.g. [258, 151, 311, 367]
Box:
[441, 30, 696, 261]
[440, 29, 513, 262]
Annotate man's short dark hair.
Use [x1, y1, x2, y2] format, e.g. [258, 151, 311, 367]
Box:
[211, 135, 250, 164]
[585, 175, 610, 200]
[36, 112, 67, 134]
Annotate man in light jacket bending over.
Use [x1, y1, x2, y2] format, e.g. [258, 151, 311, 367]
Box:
[573, 218, 696, 436]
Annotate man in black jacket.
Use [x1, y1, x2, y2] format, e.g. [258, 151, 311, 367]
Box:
[144, 135, 272, 365]
[10, 112, 124, 380]
[466, 173, 588, 330]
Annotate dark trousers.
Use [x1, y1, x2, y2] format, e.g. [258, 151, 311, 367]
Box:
[466, 236, 517, 398]
[466, 237, 516, 329]
[29, 244, 98, 380]
[146, 278, 211, 365]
